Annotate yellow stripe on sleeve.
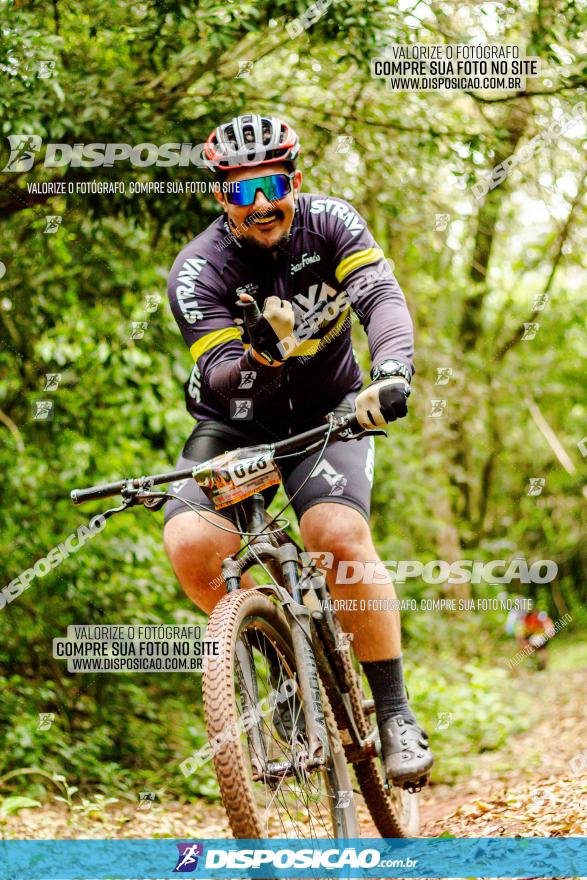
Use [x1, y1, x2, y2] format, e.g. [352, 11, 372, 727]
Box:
[189, 326, 243, 362]
[335, 247, 384, 283]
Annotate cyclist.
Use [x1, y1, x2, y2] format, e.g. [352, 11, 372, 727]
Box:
[164, 114, 433, 789]
[507, 605, 554, 668]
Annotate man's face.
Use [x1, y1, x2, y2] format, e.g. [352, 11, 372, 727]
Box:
[214, 162, 302, 251]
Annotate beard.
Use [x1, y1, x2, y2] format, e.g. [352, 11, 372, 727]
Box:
[242, 228, 292, 254]
[230, 209, 292, 254]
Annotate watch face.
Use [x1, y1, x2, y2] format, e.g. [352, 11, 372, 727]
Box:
[375, 360, 411, 381]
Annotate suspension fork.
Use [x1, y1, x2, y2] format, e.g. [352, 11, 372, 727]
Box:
[278, 545, 330, 768]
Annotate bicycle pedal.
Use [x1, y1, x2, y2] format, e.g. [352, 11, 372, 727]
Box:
[403, 781, 422, 793]
[384, 773, 428, 793]
[402, 775, 427, 793]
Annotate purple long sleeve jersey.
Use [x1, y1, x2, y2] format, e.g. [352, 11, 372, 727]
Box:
[168, 193, 414, 439]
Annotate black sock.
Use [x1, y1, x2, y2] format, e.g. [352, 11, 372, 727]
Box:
[362, 655, 416, 726]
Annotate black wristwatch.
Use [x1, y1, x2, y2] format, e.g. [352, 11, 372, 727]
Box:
[371, 359, 412, 386]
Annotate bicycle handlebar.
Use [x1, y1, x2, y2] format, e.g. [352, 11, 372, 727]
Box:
[71, 478, 129, 505]
[71, 412, 369, 506]
[70, 464, 196, 505]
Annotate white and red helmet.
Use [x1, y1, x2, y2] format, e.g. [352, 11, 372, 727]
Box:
[204, 114, 300, 172]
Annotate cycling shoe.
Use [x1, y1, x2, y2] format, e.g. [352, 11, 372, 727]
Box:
[379, 714, 433, 792]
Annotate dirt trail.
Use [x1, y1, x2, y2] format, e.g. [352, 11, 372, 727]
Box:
[421, 664, 587, 837]
[4, 665, 586, 840]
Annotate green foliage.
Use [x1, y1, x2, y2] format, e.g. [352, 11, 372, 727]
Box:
[407, 658, 530, 784]
[0, 796, 42, 820]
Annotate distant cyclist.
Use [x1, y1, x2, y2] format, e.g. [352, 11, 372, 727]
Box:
[164, 114, 433, 789]
[507, 605, 554, 668]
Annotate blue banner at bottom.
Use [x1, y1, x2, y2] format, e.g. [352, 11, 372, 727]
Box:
[0, 837, 585, 879]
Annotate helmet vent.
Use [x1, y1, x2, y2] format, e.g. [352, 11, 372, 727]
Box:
[206, 114, 300, 171]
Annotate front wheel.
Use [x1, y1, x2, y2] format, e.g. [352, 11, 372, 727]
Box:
[203, 588, 359, 839]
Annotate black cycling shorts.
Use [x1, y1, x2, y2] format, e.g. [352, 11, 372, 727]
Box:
[164, 393, 375, 527]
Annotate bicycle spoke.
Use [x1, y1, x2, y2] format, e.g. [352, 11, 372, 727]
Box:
[232, 621, 341, 838]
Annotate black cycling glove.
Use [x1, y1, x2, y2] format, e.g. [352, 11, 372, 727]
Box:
[355, 378, 410, 428]
[242, 296, 297, 363]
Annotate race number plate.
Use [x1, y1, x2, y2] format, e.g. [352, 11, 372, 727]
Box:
[192, 444, 281, 510]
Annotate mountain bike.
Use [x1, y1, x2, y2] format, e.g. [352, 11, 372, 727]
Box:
[71, 410, 421, 839]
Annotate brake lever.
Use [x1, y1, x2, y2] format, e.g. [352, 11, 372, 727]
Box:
[136, 491, 169, 511]
[343, 427, 387, 441]
[106, 482, 169, 515]
[99, 496, 138, 521]
[349, 428, 389, 440]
